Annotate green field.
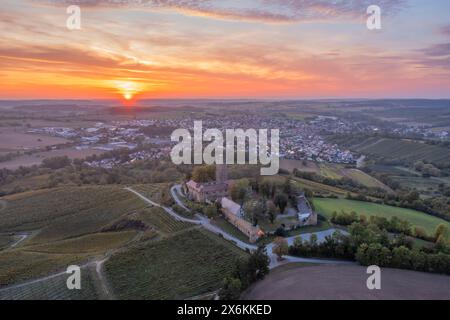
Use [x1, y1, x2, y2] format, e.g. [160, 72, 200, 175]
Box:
[314, 198, 450, 234]
[104, 229, 248, 300]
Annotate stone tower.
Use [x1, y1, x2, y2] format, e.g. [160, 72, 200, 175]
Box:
[215, 164, 228, 183]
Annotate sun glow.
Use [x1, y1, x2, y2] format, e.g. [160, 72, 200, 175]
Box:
[111, 80, 142, 102]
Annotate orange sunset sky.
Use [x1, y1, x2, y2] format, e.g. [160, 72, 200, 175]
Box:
[1, 0, 450, 100]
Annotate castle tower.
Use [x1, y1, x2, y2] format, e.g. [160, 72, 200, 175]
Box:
[216, 164, 228, 183]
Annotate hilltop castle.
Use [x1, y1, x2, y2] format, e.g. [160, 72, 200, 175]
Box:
[185, 164, 229, 203]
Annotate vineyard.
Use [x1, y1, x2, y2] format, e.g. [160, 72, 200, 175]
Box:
[104, 229, 248, 300]
[0, 234, 15, 250]
[136, 207, 193, 236]
[280, 159, 391, 191]
[350, 137, 450, 166]
[0, 267, 99, 300]
[0, 249, 87, 286]
[0, 186, 146, 238]
[133, 183, 170, 203]
[24, 231, 138, 255]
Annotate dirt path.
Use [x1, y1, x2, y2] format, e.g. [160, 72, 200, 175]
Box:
[10, 233, 29, 248]
[92, 257, 115, 300]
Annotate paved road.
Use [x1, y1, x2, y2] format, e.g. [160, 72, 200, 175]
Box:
[170, 185, 191, 212]
[125, 187, 201, 225]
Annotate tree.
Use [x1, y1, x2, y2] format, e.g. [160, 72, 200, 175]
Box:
[273, 193, 288, 214]
[204, 204, 218, 218]
[247, 245, 270, 282]
[192, 165, 215, 182]
[355, 243, 391, 266]
[282, 177, 292, 195]
[267, 200, 278, 224]
[219, 277, 242, 300]
[272, 237, 289, 261]
[435, 224, 449, 242]
[42, 156, 71, 170]
[413, 226, 428, 240]
[309, 233, 318, 247]
[229, 179, 249, 203]
[391, 246, 412, 269]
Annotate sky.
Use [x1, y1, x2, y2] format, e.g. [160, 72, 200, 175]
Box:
[0, 0, 449, 100]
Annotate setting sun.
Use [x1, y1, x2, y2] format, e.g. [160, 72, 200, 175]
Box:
[111, 80, 141, 102]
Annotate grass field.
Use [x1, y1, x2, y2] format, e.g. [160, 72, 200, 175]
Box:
[313, 198, 450, 234]
[104, 229, 248, 300]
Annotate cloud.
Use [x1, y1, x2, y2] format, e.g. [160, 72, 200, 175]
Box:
[31, 0, 407, 23]
[420, 43, 450, 57]
[439, 25, 450, 36]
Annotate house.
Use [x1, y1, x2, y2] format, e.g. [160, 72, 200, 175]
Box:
[221, 197, 264, 243]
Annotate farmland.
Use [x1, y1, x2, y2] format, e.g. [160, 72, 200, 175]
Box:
[346, 137, 450, 166]
[0, 249, 88, 286]
[132, 183, 171, 203]
[280, 159, 391, 191]
[24, 231, 138, 254]
[0, 185, 150, 286]
[0, 147, 102, 170]
[135, 207, 193, 236]
[104, 229, 248, 300]
[0, 129, 69, 152]
[0, 186, 146, 239]
[314, 198, 450, 234]
[0, 266, 99, 300]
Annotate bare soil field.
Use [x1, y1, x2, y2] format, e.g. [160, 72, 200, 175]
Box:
[0, 148, 102, 170]
[0, 129, 69, 151]
[243, 264, 450, 300]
